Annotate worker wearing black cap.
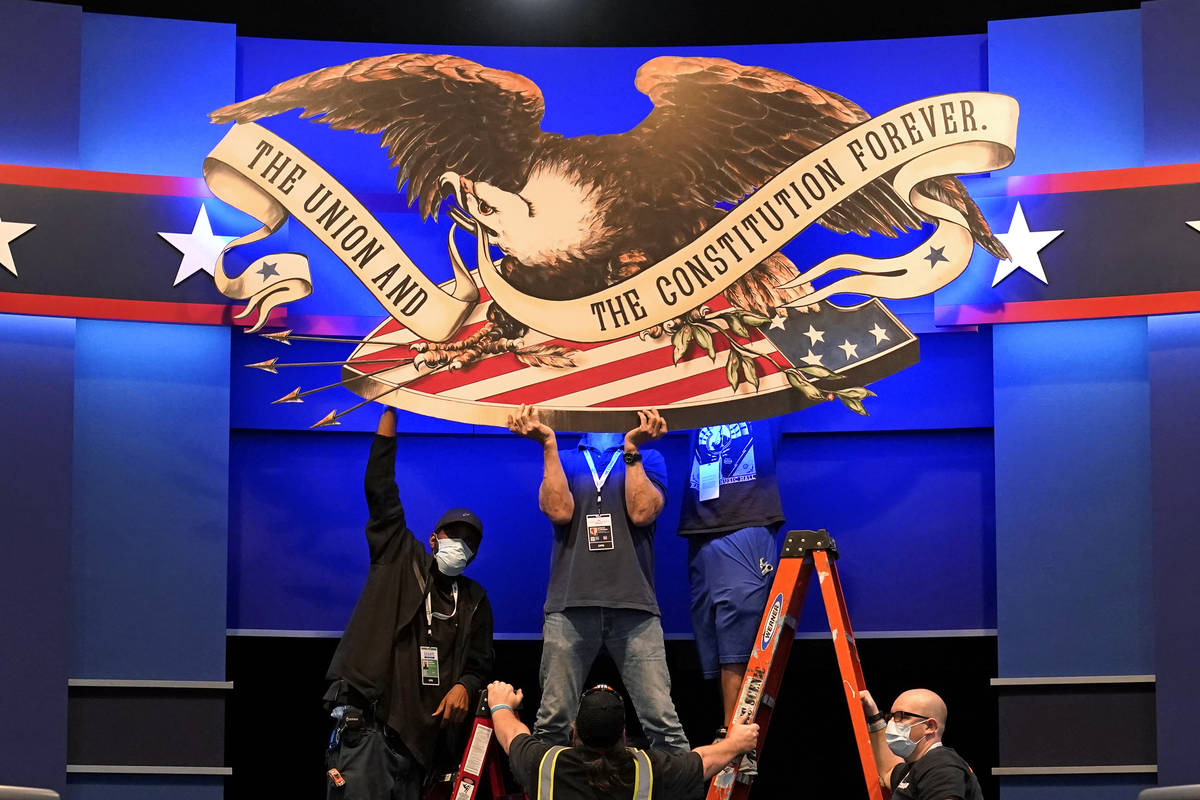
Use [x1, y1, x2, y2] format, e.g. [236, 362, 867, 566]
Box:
[322, 408, 494, 800]
[485, 680, 759, 800]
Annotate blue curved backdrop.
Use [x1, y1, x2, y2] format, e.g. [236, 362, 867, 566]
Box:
[3, 1, 1199, 798]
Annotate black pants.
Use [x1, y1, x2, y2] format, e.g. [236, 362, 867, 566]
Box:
[326, 712, 424, 800]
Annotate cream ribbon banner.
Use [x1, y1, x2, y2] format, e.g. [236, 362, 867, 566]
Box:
[204, 92, 1017, 341]
[203, 124, 478, 337]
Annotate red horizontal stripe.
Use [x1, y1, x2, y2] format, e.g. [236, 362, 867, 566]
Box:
[1006, 162, 1200, 196]
[8, 158, 1196, 206]
[0, 163, 210, 197]
[934, 291, 1200, 325]
[0, 291, 280, 326]
[478, 329, 768, 406]
[595, 349, 784, 407]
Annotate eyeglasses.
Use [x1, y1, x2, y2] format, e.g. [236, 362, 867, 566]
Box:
[885, 710, 930, 724]
[581, 684, 624, 704]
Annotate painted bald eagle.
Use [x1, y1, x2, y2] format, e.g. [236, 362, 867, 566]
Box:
[211, 54, 1008, 368]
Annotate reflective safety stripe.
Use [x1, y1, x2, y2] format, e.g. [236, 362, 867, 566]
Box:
[536, 745, 568, 800]
[630, 748, 652, 800]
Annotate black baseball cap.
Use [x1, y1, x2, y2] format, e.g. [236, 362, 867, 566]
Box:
[434, 507, 483, 552]
[576, 685, 626, 748]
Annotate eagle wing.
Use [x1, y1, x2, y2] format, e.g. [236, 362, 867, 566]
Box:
[626, 56, 1006, 256]
[210, 53, 555, 218]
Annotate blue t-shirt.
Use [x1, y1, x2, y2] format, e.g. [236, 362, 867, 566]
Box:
[677, 419, 785, 536]
[543, 437, 669, 616]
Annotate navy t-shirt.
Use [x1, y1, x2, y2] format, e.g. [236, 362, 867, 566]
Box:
[677, 419, 785, 536]
[544, 437, 668, 616]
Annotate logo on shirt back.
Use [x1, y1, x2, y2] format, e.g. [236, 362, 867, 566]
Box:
[690, 423, 757, 490]
[760, 592, 784, 650]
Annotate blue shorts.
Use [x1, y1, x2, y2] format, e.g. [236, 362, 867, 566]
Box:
[687, 526, 780, 679]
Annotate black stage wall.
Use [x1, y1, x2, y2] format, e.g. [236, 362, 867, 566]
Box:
[226, 635, 999, 800]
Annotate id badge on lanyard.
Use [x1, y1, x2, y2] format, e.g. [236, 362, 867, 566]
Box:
[420, 645, 440, 686]
[583, 449, 621, 552]
[698, 460, 721, 501]
[586, 513, 614, 551]
[421, 582, 458, 686]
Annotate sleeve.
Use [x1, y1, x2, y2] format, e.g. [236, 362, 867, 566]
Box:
[648, 750, 705, 799]
[454, 590, 494, 698]
[506, 733, 551, 795]
[915, 761, 969, 800]
[363, 434, 413, 563]
[641, 448, 669, 504]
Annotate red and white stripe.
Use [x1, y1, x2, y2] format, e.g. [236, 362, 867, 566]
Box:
[346, 283, 792, 413]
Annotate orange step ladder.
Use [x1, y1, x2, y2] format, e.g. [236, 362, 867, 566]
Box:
[706, 529, 886, 800]
[426, 692, 526, 800]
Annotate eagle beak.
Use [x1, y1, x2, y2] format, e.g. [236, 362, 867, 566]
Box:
[439, 171, 473, 209]
[439, 171, 483, 232]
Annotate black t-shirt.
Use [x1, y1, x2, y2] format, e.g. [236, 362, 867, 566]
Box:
[389, 574, 464, 764]
[677, 420, 785, 536]
[888, 745, 983, 800]
[508, 734, 705, 800]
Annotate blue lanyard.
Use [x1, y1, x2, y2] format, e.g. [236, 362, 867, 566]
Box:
[583, 449, 621, 507]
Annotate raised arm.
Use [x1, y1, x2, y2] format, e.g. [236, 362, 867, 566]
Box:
[693, 719, 760, 778]
[363, 408, 408, 561]
[485, 681, 530, 754]
[508, 404, 574, 525]
[860, 689, 903, 788]
[623, 409, 667, 526]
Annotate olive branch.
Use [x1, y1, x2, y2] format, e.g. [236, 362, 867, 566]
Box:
[668, 307, 877, 416]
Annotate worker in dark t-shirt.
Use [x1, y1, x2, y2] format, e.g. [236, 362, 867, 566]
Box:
[485, 680, 760, 800]
[859, 687, 984, 800]
[677, 419, 785, 733]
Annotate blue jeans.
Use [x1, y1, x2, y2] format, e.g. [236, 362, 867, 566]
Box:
[534, 607, 690, 753]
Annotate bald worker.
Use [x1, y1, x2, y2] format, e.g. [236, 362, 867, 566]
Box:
[858, 688, 982, 800]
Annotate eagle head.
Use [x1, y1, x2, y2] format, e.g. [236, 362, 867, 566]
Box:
[440, 163, 619, 271]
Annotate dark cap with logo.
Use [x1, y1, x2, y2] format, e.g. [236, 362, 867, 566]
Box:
[434, 507, 483, 552]
[576, 686, 626, 749]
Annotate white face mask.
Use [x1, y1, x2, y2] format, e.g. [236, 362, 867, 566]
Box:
[434, 538, 473, 576]
[885, 718, 930, 759]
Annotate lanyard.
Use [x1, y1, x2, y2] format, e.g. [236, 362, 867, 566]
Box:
[583, 449, 622, 507]
[425, 581, 458, 633]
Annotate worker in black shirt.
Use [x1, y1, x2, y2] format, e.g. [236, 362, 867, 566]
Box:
[859, 688, 983, 800]
[484, 680, 759, 800]
[323, 408, 494, 800]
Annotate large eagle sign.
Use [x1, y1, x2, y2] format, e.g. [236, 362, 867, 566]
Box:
[205, 53, 1017, 430]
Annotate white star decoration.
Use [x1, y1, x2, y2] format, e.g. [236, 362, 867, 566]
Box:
[800, 350, 824, 366]
[992, 202, 1063, 287]
[158, 205, 236, 286]
[803, 325, 825, 345]
[769, 314, 787, 331]
[1187, 220, 1200, 235]
[0, 215, 37, 276]
[868, 323, 889, 344]
[838, 339, 859, 360]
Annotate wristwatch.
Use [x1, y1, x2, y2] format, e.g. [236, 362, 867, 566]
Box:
[623, 450, 642, 465]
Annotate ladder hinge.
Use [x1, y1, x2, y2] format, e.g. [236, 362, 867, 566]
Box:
[780, 529, 838, 560]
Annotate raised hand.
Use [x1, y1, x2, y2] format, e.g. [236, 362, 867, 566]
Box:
[624, 408, 667, 450]
[507, 403, 556, 445]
